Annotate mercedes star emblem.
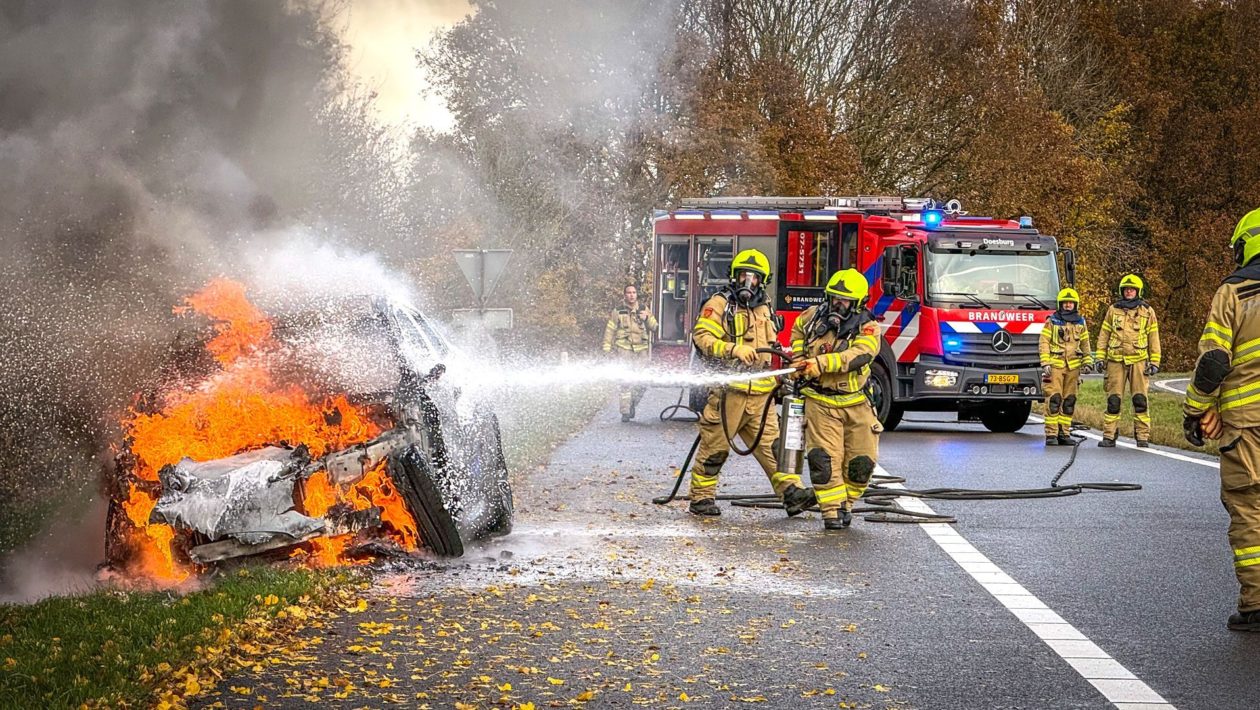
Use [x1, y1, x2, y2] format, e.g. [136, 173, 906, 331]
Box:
[991, 330, 1013, 353]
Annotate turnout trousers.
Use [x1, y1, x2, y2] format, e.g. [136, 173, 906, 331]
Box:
[1043, 366, 1081, 437]
[615, 347, 648, 417]
[803, 401, 880, 519]
[1220, 426, 1260, 612]
[689, 389, 801, 501]
[1103, 361, 1151, 441]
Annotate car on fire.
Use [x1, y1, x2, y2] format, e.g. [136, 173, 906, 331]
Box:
[105, 292, 512, 573]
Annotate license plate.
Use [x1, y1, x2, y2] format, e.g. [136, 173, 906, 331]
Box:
[986, 374, 1019, 384]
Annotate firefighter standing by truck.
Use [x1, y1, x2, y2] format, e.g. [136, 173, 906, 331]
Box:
[1094, 274, 1162, 447]
[1183, 207, 1260, 631]
[603, 284, 658, 422]
[1039, 288, 1094, 446]
[789, 269, 883, 530]
[687, 249, 816, 517]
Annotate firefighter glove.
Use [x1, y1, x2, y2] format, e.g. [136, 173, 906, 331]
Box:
[1144, 363, 1160, 376]
[1041, 365, 1052, 382]
[731, 343, 758, 365]
[1093, 361, 1106, 374]
[794, 356, 822, 380]
[1184, 414, 1205, 447]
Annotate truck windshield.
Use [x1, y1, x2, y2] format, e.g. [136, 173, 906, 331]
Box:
[926, 250, 1058, 307]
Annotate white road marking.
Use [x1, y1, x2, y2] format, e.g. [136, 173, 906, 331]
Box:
[882, 465, 1176, 709]
[1152, 378, 1189, 395]
[1029, 415, 1218, 469]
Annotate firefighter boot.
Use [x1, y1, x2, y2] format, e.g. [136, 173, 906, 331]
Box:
[1045, 436, 1058, 446]
[1228, 609, 1260, 632]
[1098, 437, 1116, 448]
[688, 498, 720, 517]
[1057, 434, 1073, 446]
[1136, 440, 1150, 448]
[824, 507, 853, 530]
[782, 485, 816, 518]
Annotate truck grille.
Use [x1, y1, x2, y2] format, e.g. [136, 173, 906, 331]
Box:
[943, 331, 1040, 368]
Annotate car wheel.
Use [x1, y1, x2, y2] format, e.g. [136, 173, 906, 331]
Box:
[482, 414, 514, 537]
[388, 445, 464, 557]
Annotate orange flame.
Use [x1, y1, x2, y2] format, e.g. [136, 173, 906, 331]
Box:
[114, 279, 421, 584]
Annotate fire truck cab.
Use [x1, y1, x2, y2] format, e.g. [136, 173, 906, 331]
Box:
[650, 196, 1076, 432]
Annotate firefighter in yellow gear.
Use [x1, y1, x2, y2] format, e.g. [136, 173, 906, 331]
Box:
[789, 269, 882, 530]
[1184, 206, 1260, 631]
[603, 284, 658, 422]
[687, 248, 815, 517]
[1038, 288, 1094, 446]
[1094, 273, 1162, 447]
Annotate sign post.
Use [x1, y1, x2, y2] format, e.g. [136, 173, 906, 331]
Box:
[452, 249, 513, 329]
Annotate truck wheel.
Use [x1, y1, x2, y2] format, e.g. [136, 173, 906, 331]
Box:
[688, 386, 709, 414]
[871, 363, 902, 431]
[979, 400, 1032, 433]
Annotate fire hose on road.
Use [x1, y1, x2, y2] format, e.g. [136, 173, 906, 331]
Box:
[651, 349, 1142, 523]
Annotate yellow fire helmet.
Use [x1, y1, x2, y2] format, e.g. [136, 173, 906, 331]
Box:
[1056, 287, 1080, 307]
[825, 268, 870, 307]
[1231, 207, 1260, 266]
[1118, 273, 1144, 298]
[730, 249, 771, 280]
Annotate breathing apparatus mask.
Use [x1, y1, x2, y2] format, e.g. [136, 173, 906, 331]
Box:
[812, 296, 857, 337]
[732, 269, 764, 306]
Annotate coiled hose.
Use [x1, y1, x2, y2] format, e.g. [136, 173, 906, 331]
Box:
[653, 429, 1141, 523]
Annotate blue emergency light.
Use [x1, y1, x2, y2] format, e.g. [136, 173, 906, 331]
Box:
[943, 335, 963, 351]
[922, 209, 944, 228]
[1019, 215, 1034, 228]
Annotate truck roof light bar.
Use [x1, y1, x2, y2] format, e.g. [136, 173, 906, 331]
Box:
[678, 195, 956, 213]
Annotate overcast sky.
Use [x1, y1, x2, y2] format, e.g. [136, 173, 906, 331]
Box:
[337, 0, 471, 134]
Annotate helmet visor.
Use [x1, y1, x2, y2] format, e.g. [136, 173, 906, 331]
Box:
[735, 270, 762, 289]
[830, 296, 856, 316]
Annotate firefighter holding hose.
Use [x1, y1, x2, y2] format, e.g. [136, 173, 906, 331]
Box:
[1039, 288, 1094, 446]
[789, 269, 883, 530]
[687, 249, 816, 517]
[1184, 207, 1260, 631]
[1095, 274, 1162, 447]
[603, 284, 657, 422]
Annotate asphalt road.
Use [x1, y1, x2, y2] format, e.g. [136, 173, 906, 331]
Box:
[201, 388, 1259, 709]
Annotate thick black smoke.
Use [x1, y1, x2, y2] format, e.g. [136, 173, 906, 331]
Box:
[0, 0, 407, 599]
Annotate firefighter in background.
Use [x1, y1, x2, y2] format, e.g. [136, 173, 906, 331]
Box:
[1094, 274, 1162, 447]
[1183, 207, 1260, 631]
[603, 284, 658, 422]
[1038, 288, 1094, 446]
[789, 269, 883, 530]
[687, 249, 815, 517]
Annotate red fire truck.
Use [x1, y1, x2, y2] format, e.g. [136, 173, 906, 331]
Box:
[650, 196, 1077, 432]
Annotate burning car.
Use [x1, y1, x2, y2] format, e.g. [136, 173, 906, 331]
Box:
[104, 280, 512, 584]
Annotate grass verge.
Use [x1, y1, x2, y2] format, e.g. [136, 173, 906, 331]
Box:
[499, 385, 614, 472]
[1034, 377, 1220, 456]
[0, 566, 356, 709]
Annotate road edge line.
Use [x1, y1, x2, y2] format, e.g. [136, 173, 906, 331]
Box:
[882, 465, 1177, 709]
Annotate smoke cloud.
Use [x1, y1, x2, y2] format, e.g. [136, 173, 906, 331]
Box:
[0, 0, 410, 598]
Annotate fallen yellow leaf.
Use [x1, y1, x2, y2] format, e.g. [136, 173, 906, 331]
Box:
[679, 691, 690, 701]
[576, 690, 595, 701]
[547, 677, 565, 686]
[874, 684, 891, 692]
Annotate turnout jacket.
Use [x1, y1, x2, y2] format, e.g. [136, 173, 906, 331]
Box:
[603, 306, 657, 353]
[789, 306, 881, 408]
[692, 292, 778, 395]
[1095, 301, 1161, 366]
[1185, 262, 1260, 428]
[1039, 312, 1094, 370]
